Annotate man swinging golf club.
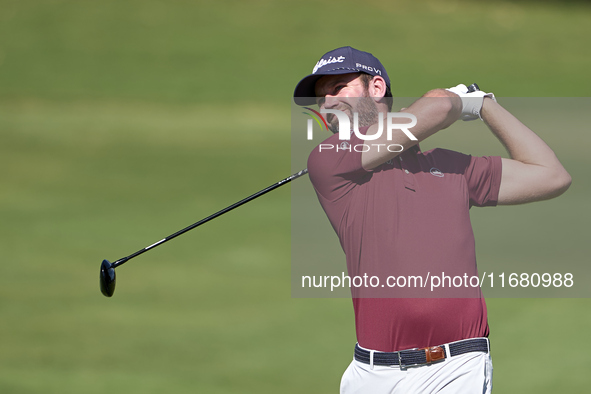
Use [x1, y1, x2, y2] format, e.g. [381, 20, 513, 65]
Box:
[293, 46, 571, 393]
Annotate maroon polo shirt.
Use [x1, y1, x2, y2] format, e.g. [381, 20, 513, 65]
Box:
[307, 130, 502, 352]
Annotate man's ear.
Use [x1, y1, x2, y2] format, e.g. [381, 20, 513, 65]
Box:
[369, 76, 387, 101]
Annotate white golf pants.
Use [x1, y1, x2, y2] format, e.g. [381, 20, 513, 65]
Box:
[340, 343, 493, 393]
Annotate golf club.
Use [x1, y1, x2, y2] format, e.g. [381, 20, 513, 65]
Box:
[101, 85, 481, 297]
[100, 168, 308, 297]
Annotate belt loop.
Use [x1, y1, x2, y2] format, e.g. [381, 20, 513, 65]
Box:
[486, 338, 490, 354]
[369, 350, 375, 370]
[444, 343, 451, 360]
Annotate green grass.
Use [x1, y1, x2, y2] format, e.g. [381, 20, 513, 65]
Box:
[0, 0, 590, 393]
[1, 0, 590, 102]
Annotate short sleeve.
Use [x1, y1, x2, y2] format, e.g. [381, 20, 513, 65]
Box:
[464, 155, 502, 207]
[307, 132, 371, 202]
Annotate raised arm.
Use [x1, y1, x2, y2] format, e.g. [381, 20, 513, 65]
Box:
[481, 98, 572, 204]
[361, 89, 462, 170]
[313, 73, 462, 170]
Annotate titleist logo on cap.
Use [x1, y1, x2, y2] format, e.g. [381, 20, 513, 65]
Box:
[313, 56, 345, 74]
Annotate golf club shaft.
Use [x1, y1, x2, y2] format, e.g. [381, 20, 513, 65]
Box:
[111, 168, 308, 268]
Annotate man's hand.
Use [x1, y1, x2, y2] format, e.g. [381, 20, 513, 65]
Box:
[446, 84, 496, 121]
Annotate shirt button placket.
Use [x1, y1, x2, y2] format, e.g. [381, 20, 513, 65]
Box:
[399, 155, 416, 191]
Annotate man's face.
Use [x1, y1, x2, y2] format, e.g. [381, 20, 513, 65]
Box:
[314, 73, 379, 134]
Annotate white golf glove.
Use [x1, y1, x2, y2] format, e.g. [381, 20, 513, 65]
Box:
[446, 84, 496, 121]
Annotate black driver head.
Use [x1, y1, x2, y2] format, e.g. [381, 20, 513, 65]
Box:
[100, 259, 116, 297]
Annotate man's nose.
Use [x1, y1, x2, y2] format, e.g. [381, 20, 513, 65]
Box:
[323, 95, 339, 109]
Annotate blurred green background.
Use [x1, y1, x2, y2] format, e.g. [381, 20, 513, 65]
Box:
[1, 0, 589, 393]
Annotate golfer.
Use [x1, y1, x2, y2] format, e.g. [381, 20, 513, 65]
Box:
[293, 46, 571, 393]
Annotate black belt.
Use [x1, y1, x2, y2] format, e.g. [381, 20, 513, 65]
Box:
[354, 338, 489, 368]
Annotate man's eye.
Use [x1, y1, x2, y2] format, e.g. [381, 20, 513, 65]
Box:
[334, 85, 345, 93]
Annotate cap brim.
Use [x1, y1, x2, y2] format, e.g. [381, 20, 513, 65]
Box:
[293, 74, 323, 106]
[293, 69, 361, 106]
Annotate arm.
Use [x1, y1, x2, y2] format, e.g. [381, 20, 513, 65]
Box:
[481, 98, 572, 204]
[361, 89, 462, 170]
